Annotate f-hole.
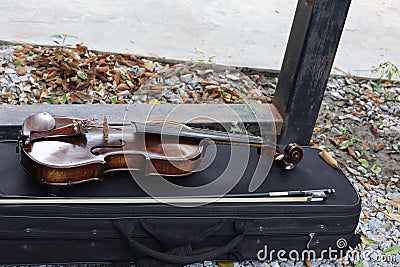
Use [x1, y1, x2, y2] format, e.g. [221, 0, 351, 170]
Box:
[90, 140, 126, 156]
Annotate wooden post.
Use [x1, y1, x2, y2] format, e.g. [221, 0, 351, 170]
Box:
[274, 0, 352, 145]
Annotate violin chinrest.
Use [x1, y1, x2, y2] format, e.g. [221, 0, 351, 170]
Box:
[23, 112, 56, 134]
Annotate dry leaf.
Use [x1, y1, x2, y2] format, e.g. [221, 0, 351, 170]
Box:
[333, 66, 343, 72]
[95, 66, 109, 73]
[117, 55, 134, 67]
[23, 84, 31, 92]
[311, 143, 319, 148]
[355, 102, 367, 110]
[319, 150, 339, 169]
[370, 125, 380, 137]
[16, 66, 27, 76]
[61, 79, 68, 90]
[217, 262, 234, 267]
[147, 88, 162, 96]
[373, 143, 385, 152]
[188, 91, 197, 99]
[67, 93, 81, 104]
[143, 60, 154, 71]
[97, 88, 106, 98]
[347, 147, 359, 160]
[329, 137, 340, 147]
[384, 212, 400, 223]
[361, 142, 370, 150]
[138, 77, 148, 84]
[96, 73, 108, 83]
[22, 43, 33, 49]
[368, 176, 379, 186]
[359, 192, 367, 197]
[81, 58, 95, 67]
[366, 92, 385, 104]
[117, 83, 129, 91]
[379, 235, 387, 242]
[209, 92, 220, 99]
[304, 259, 313, 267]
[55, 77, 63, 85]
[201, 81, 219, 86]
[76, 44, 88, 53]
[76, 81, 90, 90]
[117, 90, 130, 97]
[360, 180, 380, 191]
[75, 91, 92, 102]
[388, 199, 400, 210]
[362, 210, 370, 220]
[39, 87, 49, 100]
[114, 70, 121, 86]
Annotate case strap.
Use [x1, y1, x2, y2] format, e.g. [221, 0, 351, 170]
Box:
[138, 218, 228, 250]
[113, 220, 248, 264]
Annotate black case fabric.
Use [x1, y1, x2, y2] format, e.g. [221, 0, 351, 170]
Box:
[0, 142, 361, 265]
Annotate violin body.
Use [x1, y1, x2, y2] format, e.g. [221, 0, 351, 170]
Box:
[18, 112, 303, 186]
[19, 113, 202, 186]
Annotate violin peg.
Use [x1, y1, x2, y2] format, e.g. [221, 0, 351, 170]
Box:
[284, 143, 304, 165]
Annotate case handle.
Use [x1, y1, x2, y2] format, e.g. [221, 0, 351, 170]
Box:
[113, 220, 248, 264]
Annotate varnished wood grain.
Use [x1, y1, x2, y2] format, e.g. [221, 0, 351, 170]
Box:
[20, 116, 202, 186]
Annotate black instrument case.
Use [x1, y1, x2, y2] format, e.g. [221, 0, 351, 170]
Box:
[0, 141, 360, 266]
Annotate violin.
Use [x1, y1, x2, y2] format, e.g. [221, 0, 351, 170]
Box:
[18, 112, 303, 186]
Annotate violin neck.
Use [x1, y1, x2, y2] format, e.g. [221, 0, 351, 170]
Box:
[134, 122, 265, 146]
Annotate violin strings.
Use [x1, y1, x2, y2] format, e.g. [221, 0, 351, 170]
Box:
[139, 123, 262, 141]
[136, 123, 264, 144]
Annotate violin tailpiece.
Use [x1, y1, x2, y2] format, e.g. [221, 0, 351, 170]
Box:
[29, 121, 85, 142]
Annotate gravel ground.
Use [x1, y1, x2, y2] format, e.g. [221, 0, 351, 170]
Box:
[0, 43, 267, 105]
[1, 43, 399, 267]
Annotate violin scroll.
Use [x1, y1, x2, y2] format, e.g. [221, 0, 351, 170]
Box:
[284, 143, 304, 166]
[275, 143, 304, 170]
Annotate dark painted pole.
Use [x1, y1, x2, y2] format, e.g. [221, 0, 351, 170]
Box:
[274, 0, 352, 145]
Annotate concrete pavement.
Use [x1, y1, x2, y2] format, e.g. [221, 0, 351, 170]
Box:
[0, 0, 399, 79]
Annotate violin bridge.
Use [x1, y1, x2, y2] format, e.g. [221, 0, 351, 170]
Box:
[103, 116, 109, 141]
